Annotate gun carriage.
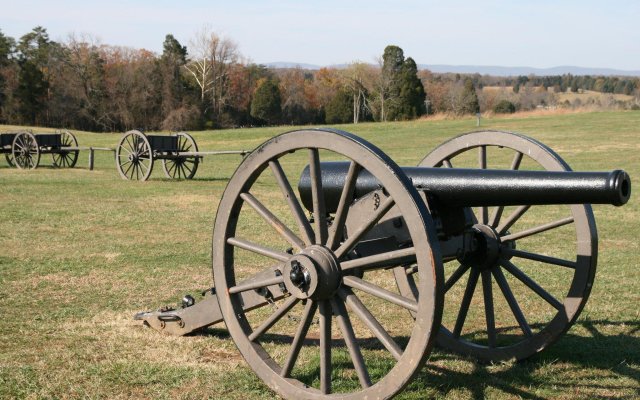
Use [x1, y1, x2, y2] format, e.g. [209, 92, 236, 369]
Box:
[115, 130, 249, 181]
[136, 128, 631, 399]
[2, 130, 79, 169]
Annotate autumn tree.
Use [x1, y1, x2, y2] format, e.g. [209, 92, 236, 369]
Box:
[48, 34, 109, 130]
[279, 67, 318, 124]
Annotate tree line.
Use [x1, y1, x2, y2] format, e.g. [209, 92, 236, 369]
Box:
[0, 26, 638, 132]
[0, 27, 427, 132]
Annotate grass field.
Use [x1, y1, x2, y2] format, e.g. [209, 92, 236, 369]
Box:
[1, 111, 638, 399]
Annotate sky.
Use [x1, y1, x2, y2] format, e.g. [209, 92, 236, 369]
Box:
[1, 0, 639, 71]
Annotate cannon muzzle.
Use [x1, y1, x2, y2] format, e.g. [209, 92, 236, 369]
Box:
[298, 162, 631, 212]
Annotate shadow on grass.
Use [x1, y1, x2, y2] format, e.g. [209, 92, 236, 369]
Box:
[404, 318, 640, 399]
[153, 176, 232, 183]
[198, 319, 639, 398]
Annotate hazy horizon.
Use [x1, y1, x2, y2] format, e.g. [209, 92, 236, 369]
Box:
[2, 0, 639, 71]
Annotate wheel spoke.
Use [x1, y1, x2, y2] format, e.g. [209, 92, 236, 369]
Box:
[326, 161, 361, 250]
[179, 164, 189, 178]
[453, 268, 479, 338]
[481, 270, 496, 347]
[227, 237, 291, 262]
[501, 216, 574, 242]
[124, 135, 134, 152]
[334, 196, 395, 259]
[166, 161, 176, 177]
[269, 159, 315, 246]
[281, 300, 318, 377]
[120, 143, 134, 156]
[500, 259, 564, 310]
[339, 288, 402, 361]
[248, 296, 299, 342]
[502, 247, 577, 269]
[343, 276, 418, 312]
[331, 298, 372, 389]
[442, 158, 453, 168]
[445, 263, 471, 292]
[319, 300, 332, 394]
[341, 247, 416, 272]
[228, 274, 284, 294]
[240, 192, 305, 251]
[497, 205, 531, 235]
[492, 267, 532, 337]
[488, 206, 504, 228]
[309, 149, 328, 245]
[123, 161, 134, 179]
[510, 151, 524, 171]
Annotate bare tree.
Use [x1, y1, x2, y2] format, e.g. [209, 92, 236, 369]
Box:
[185, 25, 239, 118]
[373, 56, 390, 121]
[342, 62, 375, 123]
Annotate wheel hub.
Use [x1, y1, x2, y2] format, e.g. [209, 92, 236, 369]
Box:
[282, 245, 341, 300]
[459, 224, 501, 271]
[128, 154, 139, 163]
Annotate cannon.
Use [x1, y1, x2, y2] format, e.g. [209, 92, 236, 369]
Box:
[135, 129, 631, 399]
[2, 130, 79, 169]
[115, 130, 250, 181]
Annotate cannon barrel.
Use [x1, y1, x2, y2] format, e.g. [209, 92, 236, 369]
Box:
[298, 162, 631, 212]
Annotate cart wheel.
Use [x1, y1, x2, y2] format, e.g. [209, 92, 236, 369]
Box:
[162, 132, 199, 179]
[12, 131, 40, 170]
[52, 130, 79, 168]
[393, 130, 597, 362]
[5, 152, 15, 167]
[213, 128, 443, 399]
[115, 130, 154, 181]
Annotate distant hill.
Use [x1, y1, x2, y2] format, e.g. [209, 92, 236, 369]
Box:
[419, 65, 640, 77]
[264, 62, 640, 77]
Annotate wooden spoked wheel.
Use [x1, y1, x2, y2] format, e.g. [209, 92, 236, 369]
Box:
[5, 152, 15, 167]
[393, 130, 597, 362]
[12, 131, 40, 170]
[212, 128, 443, 399]
[52, 130, 79, 168]
[116, 130, 154, 181]
[162, 132, 199, 179]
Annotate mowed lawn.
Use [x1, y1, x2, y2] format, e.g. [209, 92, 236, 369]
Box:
[0, 111, 638, 399]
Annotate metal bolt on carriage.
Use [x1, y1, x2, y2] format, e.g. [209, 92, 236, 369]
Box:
[135, 128, 631, 399]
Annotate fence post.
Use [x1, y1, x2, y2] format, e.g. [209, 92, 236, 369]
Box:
[89, 148, 95, 171]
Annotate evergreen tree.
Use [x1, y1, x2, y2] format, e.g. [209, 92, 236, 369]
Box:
[325, 89, 352, 124]
[15, 27, 53, 124]
[381, 45, 427, 120]
[397, 57, 426, 118]
[462, 77, 480, 114]
[16, 61, 48, 124]
[250, 79, 281, 125]
[0, 30, 15, 65]
[0, 30, 16, 122]
[159, 34, 190, 128]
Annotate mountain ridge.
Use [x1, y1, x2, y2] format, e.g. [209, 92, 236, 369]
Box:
[264, 62, 640, 76]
